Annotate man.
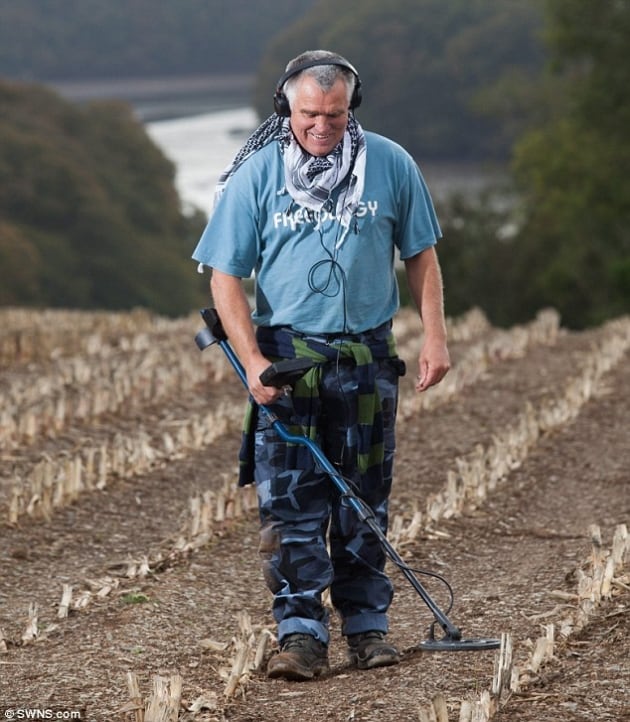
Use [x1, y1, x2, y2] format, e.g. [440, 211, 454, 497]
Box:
[193, 50, 450, 681]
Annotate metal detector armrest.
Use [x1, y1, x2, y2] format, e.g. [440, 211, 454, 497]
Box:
[259, 358, 318, 388]
[194, 308, 228, 351]
[200, 308, 227, 341]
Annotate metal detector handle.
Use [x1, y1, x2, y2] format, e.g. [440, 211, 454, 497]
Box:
[196, 308, 316, 389]
[259, 357, 318, 388]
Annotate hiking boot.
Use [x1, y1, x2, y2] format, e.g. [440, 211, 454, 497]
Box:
[347, 631, 400, 670]
[267, 633, 329, 681]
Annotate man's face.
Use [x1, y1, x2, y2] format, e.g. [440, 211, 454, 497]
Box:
[289, 75, 350, 157]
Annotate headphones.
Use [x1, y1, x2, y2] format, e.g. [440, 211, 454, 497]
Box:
[273, 58, 363, 117]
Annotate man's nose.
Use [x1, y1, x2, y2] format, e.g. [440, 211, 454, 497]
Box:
[313, 116, 331, 131]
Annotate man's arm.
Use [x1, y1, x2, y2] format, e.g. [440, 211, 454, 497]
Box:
[404, 247, 451, 392]
[210, 269, 282, 405]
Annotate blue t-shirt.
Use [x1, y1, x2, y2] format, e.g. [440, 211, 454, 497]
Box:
[192, 131, 440, 334]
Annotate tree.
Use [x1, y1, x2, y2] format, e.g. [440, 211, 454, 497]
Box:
[511, 0, 630, 327]
[0, 80, 207, 315]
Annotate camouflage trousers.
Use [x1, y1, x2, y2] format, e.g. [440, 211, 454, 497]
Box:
[254, 352, 402, 646]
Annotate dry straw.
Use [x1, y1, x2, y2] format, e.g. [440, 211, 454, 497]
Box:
[458, 523, 628, 721]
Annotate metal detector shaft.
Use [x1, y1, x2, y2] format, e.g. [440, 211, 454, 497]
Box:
[279, 429, 463, 642]
[195, 309, 500, 651]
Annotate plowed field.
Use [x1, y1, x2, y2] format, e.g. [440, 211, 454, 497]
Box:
[1, 307, 628, 722]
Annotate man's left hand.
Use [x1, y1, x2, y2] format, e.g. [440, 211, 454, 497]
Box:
[415, 338, 450, 392]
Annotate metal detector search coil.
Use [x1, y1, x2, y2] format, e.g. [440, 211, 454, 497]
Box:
[195, 308, 501, 652]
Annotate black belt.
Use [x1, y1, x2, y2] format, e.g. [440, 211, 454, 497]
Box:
[286, 320, 392, 345]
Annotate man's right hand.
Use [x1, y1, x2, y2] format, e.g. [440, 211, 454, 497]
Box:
[210, 270, 284, 405]
[246, 355, 285, 405]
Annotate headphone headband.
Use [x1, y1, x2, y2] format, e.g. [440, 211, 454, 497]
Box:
[275, 58, 360, 91]
[273, 57, 362, 117]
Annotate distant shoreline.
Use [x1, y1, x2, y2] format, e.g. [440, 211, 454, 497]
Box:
[49, 73, 255, 102]
[48, 73, 256, 122]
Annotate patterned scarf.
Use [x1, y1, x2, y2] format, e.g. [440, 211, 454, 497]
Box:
[213, 113, 366, 246]
[213, 113, 286, 208]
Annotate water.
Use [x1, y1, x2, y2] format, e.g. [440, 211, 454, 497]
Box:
[146, 106, 258, 216]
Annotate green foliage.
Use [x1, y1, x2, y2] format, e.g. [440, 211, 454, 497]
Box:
[426, 192, 521, 326]
[254, 0, 546, 161]
[0, 222, 41, 305]
[0, 0, 317, 79]
[545, 0, 630, 137]
[427, 0, 630, 329]
[509, 0, 630, 328]
[0, 80, 207, 315]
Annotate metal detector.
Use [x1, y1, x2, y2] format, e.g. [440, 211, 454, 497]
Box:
[195, 308, 500, 652]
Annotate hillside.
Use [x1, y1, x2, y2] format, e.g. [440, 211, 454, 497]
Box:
[0, 306, 628, 720]
[0, 0, 316, 80]
[0, 80, 207, 315]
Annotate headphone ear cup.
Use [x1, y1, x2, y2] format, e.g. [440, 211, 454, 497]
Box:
[273, 90, 291, 117]
[350, 81, 362, 110]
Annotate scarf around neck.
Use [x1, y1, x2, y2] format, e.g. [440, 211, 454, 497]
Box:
[213, 113, 366, 246]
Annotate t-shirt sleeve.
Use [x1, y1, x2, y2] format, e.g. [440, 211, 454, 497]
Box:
[395, 154, 442, 260]
[191, 167, 260, 278]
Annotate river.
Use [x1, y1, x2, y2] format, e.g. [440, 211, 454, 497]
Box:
[145, 106, 259, 217]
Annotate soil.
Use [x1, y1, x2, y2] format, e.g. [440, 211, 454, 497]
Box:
[0, 308, 628, 722]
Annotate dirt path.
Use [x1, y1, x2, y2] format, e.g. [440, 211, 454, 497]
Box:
[1, 309, 628, 721]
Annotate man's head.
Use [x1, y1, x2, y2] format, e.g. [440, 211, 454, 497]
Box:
[274, 50, 362, 157]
